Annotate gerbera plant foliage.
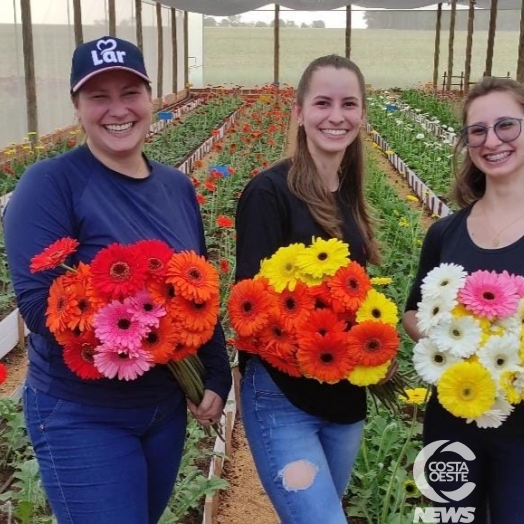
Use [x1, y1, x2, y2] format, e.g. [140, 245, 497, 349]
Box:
[30, 237, 220, 404]
[414, 263, 524, 428]
[228, 237, 407, 410]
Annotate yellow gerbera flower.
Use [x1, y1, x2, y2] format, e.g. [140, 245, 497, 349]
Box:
[348, 359, 390, 386]
[500, 371, 523, 404]
[370, 277, 393, 286]
[295, 237, 350, 279]
[437, 362, 496, 419]
[451, 304, 469, 318]
[257, 243, 306, 292]
[403, 479, 420, 497]
[400, 387, 431, 405]
[356, 289, 399, 325]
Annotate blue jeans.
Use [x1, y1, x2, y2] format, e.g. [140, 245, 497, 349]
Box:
[23, 384, 187, 524]
[241, 358, 364, 524]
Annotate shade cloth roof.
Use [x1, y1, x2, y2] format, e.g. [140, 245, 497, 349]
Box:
[155, 1, 523, 16]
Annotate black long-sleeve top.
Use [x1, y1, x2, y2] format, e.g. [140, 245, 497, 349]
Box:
[235, 160, 368, 424]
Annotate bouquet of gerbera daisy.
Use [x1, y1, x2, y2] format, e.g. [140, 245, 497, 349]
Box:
[30, 237, 219, 405]
[414, 263, 524, 428]
[228, 237, 406, 410]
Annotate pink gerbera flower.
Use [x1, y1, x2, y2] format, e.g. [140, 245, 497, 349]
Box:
[125, 290, 166, 328]
[501, 270, 524, 298]
[93, 346, 153, 381]
[459, 270, 520, 320]
[93, 301, 149, 351]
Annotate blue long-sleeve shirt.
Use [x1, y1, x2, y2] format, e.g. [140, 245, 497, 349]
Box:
[4, 144, 231, 407]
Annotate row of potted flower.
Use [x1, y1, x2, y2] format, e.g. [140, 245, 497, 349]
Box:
[366, 95, 455, 206]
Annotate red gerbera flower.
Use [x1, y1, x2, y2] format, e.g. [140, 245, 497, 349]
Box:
[216, 215, 234, 228]
[0, 362, 8, 385]
[204, 180, 217, 192]
[63, 331, 103, 380]
[133, 239, 174, 280]
[346, 321, 399, 367]
[166, 251, 219, 302]
[30, 237, 79, 273]
[196, 194, 206, 206]
[220, 258, 230, 274]
[90, 243, 148, 300]
[259, 316, 297, 355]
[296, 333, 356, 384]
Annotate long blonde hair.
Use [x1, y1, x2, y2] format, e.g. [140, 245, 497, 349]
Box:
[288, 54, 380, 264]
[452, 77, 524, 207]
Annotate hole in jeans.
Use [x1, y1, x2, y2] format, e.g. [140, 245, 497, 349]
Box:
[280, 460, 318, 491]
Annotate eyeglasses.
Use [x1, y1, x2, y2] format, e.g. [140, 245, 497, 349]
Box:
[461, 117, 524, 148]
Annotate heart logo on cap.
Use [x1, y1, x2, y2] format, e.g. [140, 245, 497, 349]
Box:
[96, 38, 117, 53]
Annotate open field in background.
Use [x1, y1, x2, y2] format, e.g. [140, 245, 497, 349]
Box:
[203, 27, 521, 89]
[0, 24, 521, 147]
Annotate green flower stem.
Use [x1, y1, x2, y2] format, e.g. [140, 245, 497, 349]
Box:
[380, 405, 418, 524]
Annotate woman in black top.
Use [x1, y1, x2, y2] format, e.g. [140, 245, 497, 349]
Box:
[235, 55, 381, 523]
[403, 77, 524, 524]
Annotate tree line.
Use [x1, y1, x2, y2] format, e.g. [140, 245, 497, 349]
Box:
[204, 15, 325, 28]
[364, 9, 522, 31]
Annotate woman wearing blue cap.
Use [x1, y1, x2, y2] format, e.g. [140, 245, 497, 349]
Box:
[3, 36, 232, 524]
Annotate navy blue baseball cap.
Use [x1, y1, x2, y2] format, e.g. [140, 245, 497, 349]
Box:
[70, 36, 150, 94]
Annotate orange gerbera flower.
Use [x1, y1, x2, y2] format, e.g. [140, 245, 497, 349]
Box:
[63, 331, 103, 380]
[228, 278, 278, 337]
[259, 317, 297, 355]
[175, 294, 219, 333]
[296, 333, 356, 384]
[134, 239, 174, 280]
[346, 321, 399, 367]
[277, 282, 315, 329]
[90, 243, 148, 300]
[235, 335, 262, 355]
[327, 262, 372, 311]
[297, 308, 346, 339]
[62, 264, 98, 332]
[142, 316, 179, 364]
[263, 345, 301, 378]
[166, 251, 219, 302]
[169, 341, 198, 362]
[46, 275, 79, 334]
[30, 237, 79, 273]
[146, 280, 177, 314]
[174, 321, 210, 349]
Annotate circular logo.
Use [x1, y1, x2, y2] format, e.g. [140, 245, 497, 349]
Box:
[413, 440, 476, 503]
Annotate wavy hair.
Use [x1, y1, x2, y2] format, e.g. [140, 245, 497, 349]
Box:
[452, 77, 524, 207]
[288, 54, 380, 264]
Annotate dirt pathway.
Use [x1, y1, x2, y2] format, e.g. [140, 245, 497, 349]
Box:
[214, 131, 436, 524]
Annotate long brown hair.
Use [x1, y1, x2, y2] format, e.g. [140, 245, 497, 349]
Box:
[287, 54, 380, 264]
[452, 77, 524, 207]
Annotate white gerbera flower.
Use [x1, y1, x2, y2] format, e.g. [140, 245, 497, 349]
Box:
[413, 338, 461, 385]
[429, 316, 482, 358]
[478, 334, 522, 379]
[416, 295, 456, 336]
[466, 397, 514, 429]
[421, 263, 467, 301]
[493, 312, 521, 337]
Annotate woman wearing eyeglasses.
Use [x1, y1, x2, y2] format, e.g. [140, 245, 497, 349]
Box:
[403, 77, 524, 524]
